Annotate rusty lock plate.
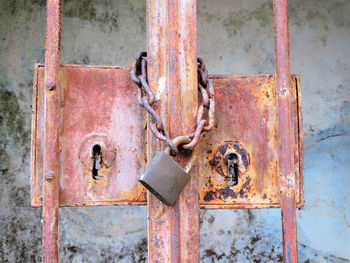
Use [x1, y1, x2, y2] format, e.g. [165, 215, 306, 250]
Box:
[31, 64, 147, 206]
[199, 74, 303, 209]
[31, 65, 303, 208]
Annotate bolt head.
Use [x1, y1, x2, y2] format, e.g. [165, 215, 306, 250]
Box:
[47, 81, 56, 91]
[45, 172, 55, 182]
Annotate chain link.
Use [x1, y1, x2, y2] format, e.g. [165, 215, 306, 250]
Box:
[130, 52, 215, 156]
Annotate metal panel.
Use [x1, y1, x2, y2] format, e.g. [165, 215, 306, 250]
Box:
[31, 64, 147, 207]
[198, 74, 303, 209]
[32, 66, 303, 209]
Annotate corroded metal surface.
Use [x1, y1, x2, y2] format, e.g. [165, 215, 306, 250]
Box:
[211, 141, 250, 179]
[145, 1, 171, 262]
[146, 0, 199, 261]
[198, 75, 304, 209]
[32, 67, 303, 209]
[41, 0, 61, 262]
[176, 1, 200, 262]
[274, 0, 298, 262]
[31, 64, 147, 207]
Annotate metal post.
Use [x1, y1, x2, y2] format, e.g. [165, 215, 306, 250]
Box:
[273, 0, 298, 262]
[146, 0, 199, 261]
[167, 0, 181, 260]
[177, 1, 199, 261]
[146, 2, 169, 261]
[42, 0, 61, 262]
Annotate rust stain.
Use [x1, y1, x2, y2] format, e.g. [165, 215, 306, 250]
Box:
[203, 176, 251, 201]
[210, 141, 249, 178]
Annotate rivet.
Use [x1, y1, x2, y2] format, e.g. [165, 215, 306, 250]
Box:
[47, 81, 56, 91]
[45, 172, 55, 182]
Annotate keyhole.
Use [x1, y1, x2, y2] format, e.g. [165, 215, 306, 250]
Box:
[226, 153, 238, 186]
[92, 144, 102, 180]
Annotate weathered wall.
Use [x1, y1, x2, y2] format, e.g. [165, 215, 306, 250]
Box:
[0, 0, 349, 262]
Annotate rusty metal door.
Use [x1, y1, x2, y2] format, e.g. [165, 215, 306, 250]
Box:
[32, 0, 302, 262]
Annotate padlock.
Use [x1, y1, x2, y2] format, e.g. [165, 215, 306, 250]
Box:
[139, 136, 193, 206]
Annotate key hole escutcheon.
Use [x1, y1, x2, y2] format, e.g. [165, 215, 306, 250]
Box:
[92, 144, 103, 180]
[226, 153, 238, 186]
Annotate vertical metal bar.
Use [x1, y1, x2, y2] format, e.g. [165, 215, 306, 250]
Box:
[177, 0, 199, 261]
[167, 0, 181, 261]
[146, 1, 171, 262]
[273, 0, 298, 262]
[147, 0, 199, 262]
[42, 0, 61, 262]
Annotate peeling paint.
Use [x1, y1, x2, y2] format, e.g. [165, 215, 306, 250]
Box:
[156, 77, 166, 100]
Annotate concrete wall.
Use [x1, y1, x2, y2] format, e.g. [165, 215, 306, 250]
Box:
[0, 0, 349, 262]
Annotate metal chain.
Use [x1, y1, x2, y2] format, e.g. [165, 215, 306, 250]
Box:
[130, 51, 215, 156]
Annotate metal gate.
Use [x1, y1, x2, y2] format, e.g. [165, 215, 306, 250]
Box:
[31, 0, 303, 262]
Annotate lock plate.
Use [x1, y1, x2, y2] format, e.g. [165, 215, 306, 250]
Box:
[139, 151, 190, 206]
[31, 64, 147, 206]
[32, 64, 303, 208]
[199, 75, 303, 209]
